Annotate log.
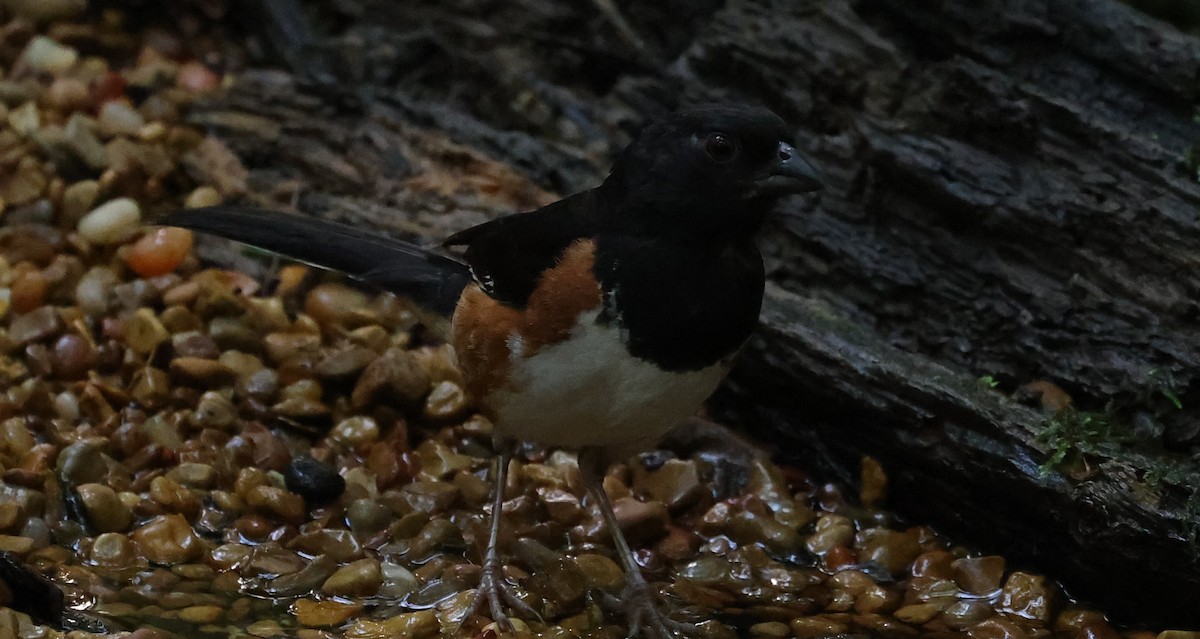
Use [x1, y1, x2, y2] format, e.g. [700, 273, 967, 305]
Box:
[158, 0, 1200, 626]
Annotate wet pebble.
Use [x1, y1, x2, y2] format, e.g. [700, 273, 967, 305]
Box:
[633, 458, 704, 511]
[150, 476, 202, 518]
[727, 510, 802, 555]
[76, 483, 133, 533]
[292, 599, 363, 627]
[289, 530, 362, 562]
[342, 610, 438, 638]
[943, 600, 996, 630]
[612, 496, 668, 544]
[379, 561, 420, 598]
[573, 553, 624, 593]
[998, 572, 1052, 621]
[969, 617, 1032, 639]
[245, 486, 306, 522]
[416, 439, 473, 479]
[131, 515, 204, 564]
[166, 463, 217, 489]
[952, 555, 1006, 595]
[322, 558, 382, 596]
[790, 616, 849, 638]
[57, 440, 108, 485]
[346, 499, 391, 537]
[855, 528, 922, 575]
[90, 532, 139, 568]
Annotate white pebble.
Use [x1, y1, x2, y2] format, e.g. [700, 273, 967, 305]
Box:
[22, 36, 78, 74]
[184, 186, 222, 209]
[78, 198, 141, 245]
[98, 102, 145, 138]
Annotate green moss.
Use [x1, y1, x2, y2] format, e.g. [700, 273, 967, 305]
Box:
[977, 374, 1000, 390]
[1035, 370, 1200, 556]
[1035, 405, 1131, 472]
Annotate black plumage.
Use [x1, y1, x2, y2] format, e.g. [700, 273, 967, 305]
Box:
[157, 207, 471, 314]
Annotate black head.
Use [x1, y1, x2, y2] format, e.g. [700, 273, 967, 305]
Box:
[600, 104, 822, 238]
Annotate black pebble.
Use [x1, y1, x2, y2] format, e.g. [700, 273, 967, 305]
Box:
[284, 455, 345, 505]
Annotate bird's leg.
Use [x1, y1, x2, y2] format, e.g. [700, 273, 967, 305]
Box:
[578, 449, 699, 639]
[460, 445, 540, 631]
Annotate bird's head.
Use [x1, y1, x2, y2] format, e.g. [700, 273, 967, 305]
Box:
[600, 104, 822, 238]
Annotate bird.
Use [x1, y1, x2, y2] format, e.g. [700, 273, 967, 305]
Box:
[160, 104, 822, 638]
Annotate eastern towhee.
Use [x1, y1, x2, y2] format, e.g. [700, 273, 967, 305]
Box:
[162, 104, 822, 638]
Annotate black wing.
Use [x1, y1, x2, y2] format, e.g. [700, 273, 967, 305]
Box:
[159, 206, 471, 314]
[444, 189, 598, 307]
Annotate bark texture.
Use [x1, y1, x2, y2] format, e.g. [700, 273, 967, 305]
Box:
[163, 0, 1200, 626]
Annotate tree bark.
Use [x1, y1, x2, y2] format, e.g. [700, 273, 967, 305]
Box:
[170, 0, 1200, 626]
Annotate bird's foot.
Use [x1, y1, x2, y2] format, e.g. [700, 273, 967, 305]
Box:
[599, 581, 700, 639]
[460, 561, 541, 633]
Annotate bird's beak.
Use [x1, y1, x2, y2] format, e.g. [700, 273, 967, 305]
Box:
[750, 141, 823, 196]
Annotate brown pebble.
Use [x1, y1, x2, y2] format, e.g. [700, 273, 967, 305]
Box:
[179, 605, 225, 624]
[855, 527, 922, 575]
[790, 616, 849, 638]
[423, 380, 468, 420]
[76, 483, 133, 533]
[169, 357, 236, 387]
[91, 532, 138, 567]
[998, 572, 1053, 621]
[315, 346, 376, 378]
[131, 514, 203, 564]
[895, 602, 944, 624]
[304, 284, 369, 327]
[234, 516, 274, 542]
[122, 308, 169, 354]
[573, 553, 624, 593]
[632, 458, 704, 511]
[953, 555, 1006, 595]
[0, 536, 34, 554]
[612, 496, 668, 544]
[969, 618, 1031, 639]
[149, 476, 201, 518]
[10, 264, 46, 314]
[0, 502, 19, 530]
[291, 599, 363, 627]
[9, 306, 63, 345]
[245, 486, 306, 522]
[342, 610, 437, 638]
[51, 334, 94, 379]
[352, 348, 430, 407]
[322, 558, 382, 596]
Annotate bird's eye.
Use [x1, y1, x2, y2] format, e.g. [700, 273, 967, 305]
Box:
[704, 133, 738, 163]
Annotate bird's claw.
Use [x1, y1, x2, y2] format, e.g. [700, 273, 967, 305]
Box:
[599, 582, 700, 639]
[459, 562, 541, 633]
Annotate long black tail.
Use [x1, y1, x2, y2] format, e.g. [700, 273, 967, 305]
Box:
[159, 206, 471, 314]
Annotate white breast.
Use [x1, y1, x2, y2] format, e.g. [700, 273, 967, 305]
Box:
[490, 309, 728, 454]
